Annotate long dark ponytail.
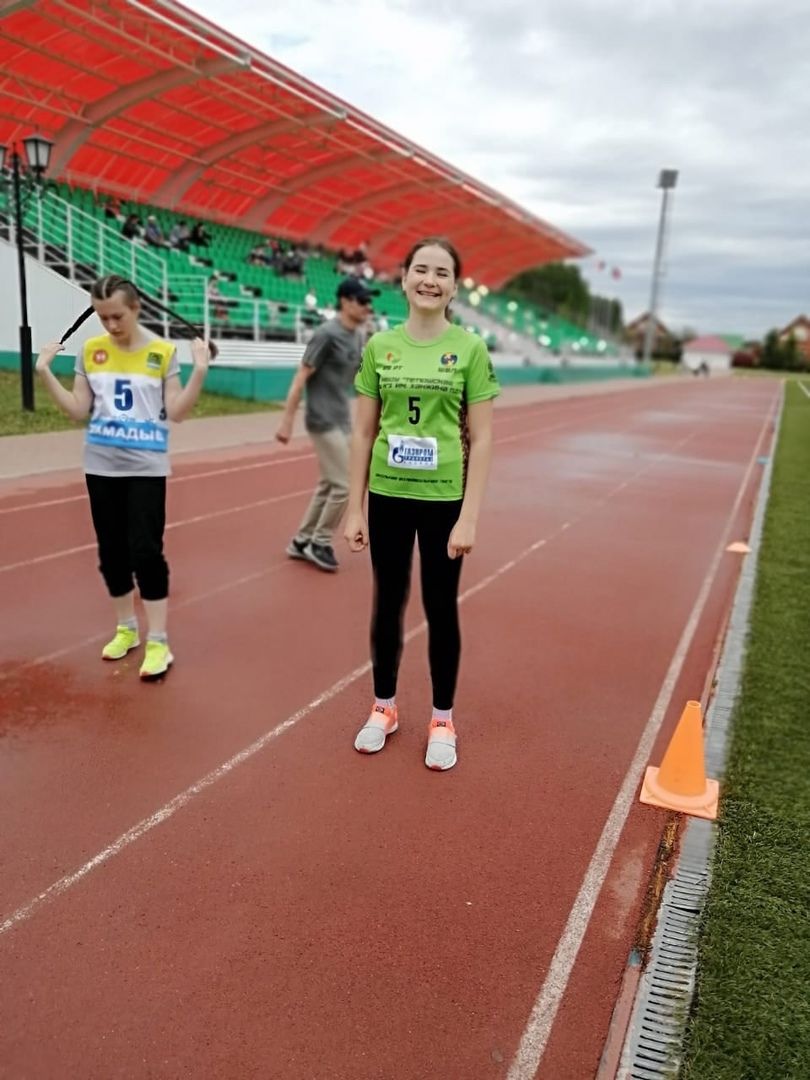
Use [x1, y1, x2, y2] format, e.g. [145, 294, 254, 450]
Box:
[59, 274, 217, 358]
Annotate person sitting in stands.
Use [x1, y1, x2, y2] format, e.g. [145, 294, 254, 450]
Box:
[208, 278, 229, 322]
[170, 221, 190, 251]
[144, 216, 168, 248]
[121, 213, 142, 240]
[104, 196, 122, 221]
[189, 222, 211, 248]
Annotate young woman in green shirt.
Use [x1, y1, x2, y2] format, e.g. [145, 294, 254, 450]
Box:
[344, 238, 500, 770]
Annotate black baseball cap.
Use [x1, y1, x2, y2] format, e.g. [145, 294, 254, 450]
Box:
[336, 277, 378, 304]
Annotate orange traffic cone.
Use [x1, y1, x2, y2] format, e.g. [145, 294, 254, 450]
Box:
[640, 701, 719, 820]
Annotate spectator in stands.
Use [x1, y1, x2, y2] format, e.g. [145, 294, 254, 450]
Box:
[121, 213, 143, 240]
[189, 222, 210, 248]
[170, 221, 190, 251]
[280, 248, 304, 277]
[34, 274, 212, 681]
[275, 277, 377, 572]
[208, 278, 229, 322]
[343, 237, 499, 771]
[103, 195, 123, 221]
[248, 241, 276, 266]
[337, 248, 355, 275]
[144, 216, 169, 248]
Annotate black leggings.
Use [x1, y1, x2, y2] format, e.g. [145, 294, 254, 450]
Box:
[368, 492, 464, 710]
[86, 475, 169, 601]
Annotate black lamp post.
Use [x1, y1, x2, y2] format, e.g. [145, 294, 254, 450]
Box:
[0, 133, 54, 412]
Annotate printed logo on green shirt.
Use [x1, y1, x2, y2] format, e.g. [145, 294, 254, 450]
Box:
[146, 352, 163, 370]
[440, 353, 458, 366]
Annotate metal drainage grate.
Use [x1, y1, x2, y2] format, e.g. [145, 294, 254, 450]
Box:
[621, 821, 713, 1079]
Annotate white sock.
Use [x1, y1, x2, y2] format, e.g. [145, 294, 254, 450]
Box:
[120, 618, 137, 631]
[433, 707, 453, 721]
[148, 632, 168, 644]
[374, 697, 396, 711]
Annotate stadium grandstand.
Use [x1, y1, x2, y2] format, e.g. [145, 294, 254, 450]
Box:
[1, 0, 635, 390]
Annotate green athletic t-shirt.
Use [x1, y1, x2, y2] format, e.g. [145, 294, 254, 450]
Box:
[354, 324, 500, 500]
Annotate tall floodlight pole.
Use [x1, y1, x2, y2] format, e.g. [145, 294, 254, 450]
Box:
[641, 169, 678, 366]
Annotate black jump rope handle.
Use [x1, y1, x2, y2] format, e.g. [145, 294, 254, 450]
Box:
[59, 290, 219, 360]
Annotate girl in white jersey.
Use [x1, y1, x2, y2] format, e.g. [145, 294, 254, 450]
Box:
[35, 275, 211, 680]
[344, 238, 500, 770]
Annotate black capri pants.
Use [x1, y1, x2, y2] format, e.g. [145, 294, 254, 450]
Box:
[86, 474, 169, 601]
[368, 492, 464, 711]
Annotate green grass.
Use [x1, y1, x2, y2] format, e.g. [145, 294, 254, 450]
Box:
[733, 368, 810, 380]
[0, 370, 280, 437]
[680, 381, 810, 1080]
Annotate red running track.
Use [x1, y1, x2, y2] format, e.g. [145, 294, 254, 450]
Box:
[0, 378, 779, 1079]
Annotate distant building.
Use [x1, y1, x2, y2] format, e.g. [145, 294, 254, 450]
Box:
[681, 335, 733, 373]
[624, 312, 670, 356]
[778, 315, 810, 363]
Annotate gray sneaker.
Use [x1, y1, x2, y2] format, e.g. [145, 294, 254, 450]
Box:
[354, 705, 398, 753]
[306, 542, 339, 572]
[425, 717, 457, 771]
[286, 538, 309, 560]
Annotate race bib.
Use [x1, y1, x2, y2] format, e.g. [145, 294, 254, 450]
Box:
[387, 435, 438, 470]
[87, 418, 169, 452]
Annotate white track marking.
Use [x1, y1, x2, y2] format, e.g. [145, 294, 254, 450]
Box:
[0, 416, 710, 935]
[505, 388, 780, 1079]
[0, 488, 312, 574]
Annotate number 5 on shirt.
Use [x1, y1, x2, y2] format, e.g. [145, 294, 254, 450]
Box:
[408, 395, 421, 424]
[114, 378, 134, 411]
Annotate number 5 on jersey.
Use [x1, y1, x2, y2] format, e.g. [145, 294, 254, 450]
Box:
[114, 378, 134, 411]
[408, 396, 421, 425]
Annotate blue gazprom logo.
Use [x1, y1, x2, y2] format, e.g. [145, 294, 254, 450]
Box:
[87, 418, 169, 453]
[392, 443, 435, 465]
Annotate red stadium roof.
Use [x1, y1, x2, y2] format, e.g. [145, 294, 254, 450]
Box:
[0, 0, 590, 284]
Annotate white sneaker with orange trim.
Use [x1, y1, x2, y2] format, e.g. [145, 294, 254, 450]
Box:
[354, 704, 398, 753]
[425, 717, 457, 771]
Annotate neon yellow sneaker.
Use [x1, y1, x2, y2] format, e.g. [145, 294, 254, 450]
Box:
[102, 626, 140, 661]
[139, 640, 174, 680]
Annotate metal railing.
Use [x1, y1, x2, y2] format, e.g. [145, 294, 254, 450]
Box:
[0, 187, 405, 345]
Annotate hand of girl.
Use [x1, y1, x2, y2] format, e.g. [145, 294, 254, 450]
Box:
[35, 343, 64, 372]
[448, 518, 476, 559]
[191, 338, 211, 370]
[344, 511, 369, 552]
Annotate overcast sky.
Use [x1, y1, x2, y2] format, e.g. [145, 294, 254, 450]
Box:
[192, 0, 808, 338]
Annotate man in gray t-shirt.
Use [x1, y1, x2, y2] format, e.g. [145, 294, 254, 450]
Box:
[276, 277, 376, 571]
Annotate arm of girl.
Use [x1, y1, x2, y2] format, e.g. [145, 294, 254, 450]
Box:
[164, 339, 210, 422]
[448, 398, 494, 558]
[343, 394, 381, 552]
[35, 343, 93, 421]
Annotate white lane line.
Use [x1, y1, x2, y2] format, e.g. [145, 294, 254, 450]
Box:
[0, 407, 616, 571]
[505, 388, 781, 1080]
[0, 453, 316, 516]
[0, 418, 714, 933]
[0, 488, 312, 574]
[798, 380, 810, 399]
[0, 532, 554, 937]
[8, 560, 293, 674]
[0, 383, 678, 515]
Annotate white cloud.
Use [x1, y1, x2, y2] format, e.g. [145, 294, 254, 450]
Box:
[190, 0, 809, 337]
